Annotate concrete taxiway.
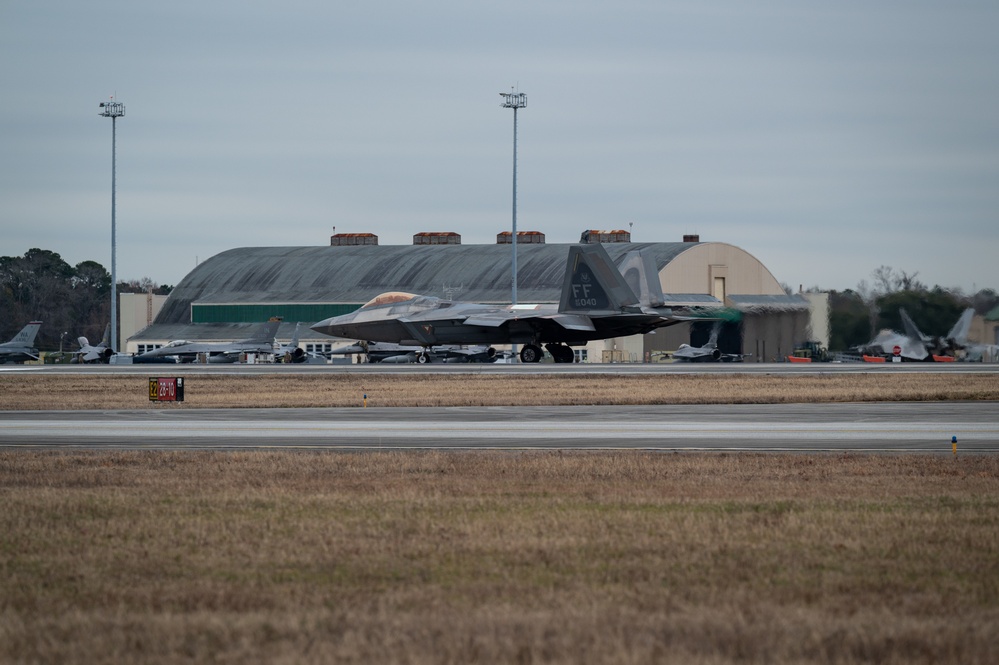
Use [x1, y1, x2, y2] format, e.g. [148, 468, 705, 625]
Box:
[2, 403, 996, 453]
[4, 361, 999, 376]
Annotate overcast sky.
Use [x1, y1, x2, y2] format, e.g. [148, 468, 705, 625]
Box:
[2, 1, 997, 294]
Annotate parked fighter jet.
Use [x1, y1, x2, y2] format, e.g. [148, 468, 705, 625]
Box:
[329, 340, 499, 364]
[672, 321, 749, 362]
[0, 321, 42, 363]
[312, 244, 711, 363]
[73, 323, 114, 363]
[860, 307, 976, 361]
[273, 322, 307, 363]
[134, 319, 281, 363]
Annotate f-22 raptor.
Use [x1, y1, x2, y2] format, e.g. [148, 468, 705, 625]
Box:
[311, 243, 709, 363]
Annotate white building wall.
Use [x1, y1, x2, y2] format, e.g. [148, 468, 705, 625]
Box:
[659, 243, 785, 296]
[120, 293, 168, 353]
[803, 292, 831, 348]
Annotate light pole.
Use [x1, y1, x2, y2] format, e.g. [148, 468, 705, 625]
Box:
[500, 90, 526, 307]
[99, 99, 125, 353]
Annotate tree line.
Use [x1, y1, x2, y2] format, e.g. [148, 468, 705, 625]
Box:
[0, 248, 172, 352]
[823, 266, 997, 351]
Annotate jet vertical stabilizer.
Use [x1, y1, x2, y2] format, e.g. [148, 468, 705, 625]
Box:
[8, 322, 42, 347]
[558, 244, 640, 315]
[275, 322, 307, 363]
[0, 321, 42, 363]
[618, 250, 665, 308]
[946, 308, 974, 346]
[899, 308, 929, 343]
[243, 319, 282, 345]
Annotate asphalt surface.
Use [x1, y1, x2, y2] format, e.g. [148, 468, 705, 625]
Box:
[2, 403, 996, 453]
[4, 361, 999, 375]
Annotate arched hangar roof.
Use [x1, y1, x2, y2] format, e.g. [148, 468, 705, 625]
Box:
[154, 242, 701, 326]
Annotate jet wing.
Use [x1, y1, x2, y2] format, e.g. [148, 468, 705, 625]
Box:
[452, 311, 510, 327]
[459, 310, 597, 332]
[544, 313, 596, 332]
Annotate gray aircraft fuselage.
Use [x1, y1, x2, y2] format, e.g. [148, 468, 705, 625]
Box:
[318, 298, 666, 347]
[133, 320, 281, 362]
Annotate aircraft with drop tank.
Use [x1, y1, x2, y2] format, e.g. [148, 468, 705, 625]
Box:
[328, 340, 500, 364]
[133, 319, 281, 363]
[311, 243, 715, 363]
[0, 321, 42, 363]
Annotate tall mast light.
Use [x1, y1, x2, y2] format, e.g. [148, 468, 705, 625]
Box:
[99, 99, 125, 354]
[499, 89, 526, 307]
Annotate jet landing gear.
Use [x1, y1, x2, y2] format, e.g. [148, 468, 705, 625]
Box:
[519, 344, 543, 363]
[545, 343, 575, 363]
[518, 343, 575, 363]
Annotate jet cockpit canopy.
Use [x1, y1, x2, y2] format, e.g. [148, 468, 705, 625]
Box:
[361, 292, 420, 309]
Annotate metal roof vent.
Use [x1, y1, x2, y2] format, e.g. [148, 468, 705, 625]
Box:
[331, 233, 378, 246]
[497, 231, 545, 244]
[413, 232, 461, 245]
[579, 229, 631, 244]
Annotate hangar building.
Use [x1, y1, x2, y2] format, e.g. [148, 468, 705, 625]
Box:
[127, 232, 820, 362]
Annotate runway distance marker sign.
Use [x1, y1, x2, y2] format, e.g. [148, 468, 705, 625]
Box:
[149, 377, 184, 402]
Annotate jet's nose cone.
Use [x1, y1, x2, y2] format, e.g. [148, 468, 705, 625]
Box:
[311, 316, 345, 336]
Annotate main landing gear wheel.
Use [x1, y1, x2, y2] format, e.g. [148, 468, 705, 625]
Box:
[545, 344, 575, 363]
[416, 352, 431, 364]
[519, 344, 543, 363]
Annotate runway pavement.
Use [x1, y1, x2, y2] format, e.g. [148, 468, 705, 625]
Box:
[2, 403, 996, 453]
[4, 361, 999, 376]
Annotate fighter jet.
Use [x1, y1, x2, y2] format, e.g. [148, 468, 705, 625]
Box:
[273, 322, 307, 363]
[0, 321, 42, 363]
[134, 319, 281, 363]
[329, 340, 499, 364]
[671, 321, 749, 362]
[73, 323, 114, 363]
[860, 307, 976, 361]
[312, 243, 710, 363]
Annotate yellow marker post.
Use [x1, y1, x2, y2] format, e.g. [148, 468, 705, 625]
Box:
[363, 393, 368, 408]
[952, 436, 957, 457]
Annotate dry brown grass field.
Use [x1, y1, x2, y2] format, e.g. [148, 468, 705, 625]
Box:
[1, 451, 998, 664]
[2, 372, 998, 662]
[1, 371, 998, 409]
